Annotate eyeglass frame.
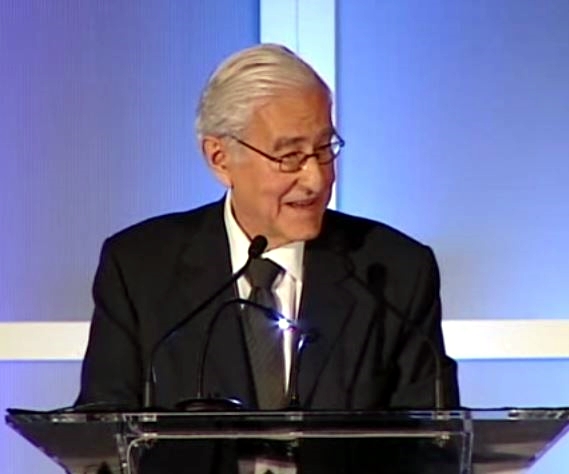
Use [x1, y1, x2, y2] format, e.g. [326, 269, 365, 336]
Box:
[228, 133, 345, 173]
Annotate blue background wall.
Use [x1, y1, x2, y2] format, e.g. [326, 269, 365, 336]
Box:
[334, 2, 569, 471]
[0, 0, 257, 323]
[1, 0, 569, 472]
[337, 0, 569, 320]
[0, 1, 258, 472]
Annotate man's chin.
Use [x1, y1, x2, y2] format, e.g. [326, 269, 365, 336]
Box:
[277, 223, 323, 246]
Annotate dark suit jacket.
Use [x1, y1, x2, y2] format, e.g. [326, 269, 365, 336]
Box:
[78, 199, 458, 410]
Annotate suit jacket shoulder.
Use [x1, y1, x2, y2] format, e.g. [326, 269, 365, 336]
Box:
[322, 209, 432, 258]
[319, 209, 438, 308]
[103, 200, 224, 256]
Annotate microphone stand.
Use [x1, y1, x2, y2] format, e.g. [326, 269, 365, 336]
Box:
[143, 236, 268, 409]
[177, 298, 316, 411]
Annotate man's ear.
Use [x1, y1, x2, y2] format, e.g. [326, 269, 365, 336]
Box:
[202, 136, 232, 187]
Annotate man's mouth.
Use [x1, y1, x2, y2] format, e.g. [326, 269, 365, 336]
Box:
[285, 197, 319, 209]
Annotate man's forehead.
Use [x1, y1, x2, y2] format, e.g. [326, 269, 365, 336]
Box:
[243, 87, 333, 148]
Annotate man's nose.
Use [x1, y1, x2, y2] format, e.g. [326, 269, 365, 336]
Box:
[298, 156, 331, 192]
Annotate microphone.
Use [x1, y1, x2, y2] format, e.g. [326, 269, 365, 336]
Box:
[365, 264, 450, 411]
[177, 297, 316, 411]
[142, 235, 268, 408]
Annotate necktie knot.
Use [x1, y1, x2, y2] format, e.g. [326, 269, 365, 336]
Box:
[245, 258, 283, 290]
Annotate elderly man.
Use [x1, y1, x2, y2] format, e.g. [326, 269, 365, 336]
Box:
[77, 43, 459, 472]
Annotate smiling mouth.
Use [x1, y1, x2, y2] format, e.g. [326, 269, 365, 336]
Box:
[285, 198, 319, 209]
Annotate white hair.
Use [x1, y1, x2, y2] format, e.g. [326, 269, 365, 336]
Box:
[195, 43, 331, 143]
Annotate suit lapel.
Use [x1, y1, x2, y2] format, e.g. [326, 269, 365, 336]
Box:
[297, 214, 378, 407]
[153, 201, 232, 340]
[297, 241, 352, 404]
[153, 201, 255, 406]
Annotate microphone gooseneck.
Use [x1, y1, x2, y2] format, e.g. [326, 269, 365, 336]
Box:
[384, 302, 445, 410]
[142, 235, 268, 409]
[363, 264, 448, 411]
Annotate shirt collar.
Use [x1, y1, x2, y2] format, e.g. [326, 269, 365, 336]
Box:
[223, 192, 304, 282]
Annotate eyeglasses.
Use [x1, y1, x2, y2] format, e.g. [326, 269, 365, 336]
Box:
[229, 133, 345, 173]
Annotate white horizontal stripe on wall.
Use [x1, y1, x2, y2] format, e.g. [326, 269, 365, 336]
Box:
[1, 320, 569, 361]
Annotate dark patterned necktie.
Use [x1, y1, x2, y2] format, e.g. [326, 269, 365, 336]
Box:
[242, 258, 286, 409]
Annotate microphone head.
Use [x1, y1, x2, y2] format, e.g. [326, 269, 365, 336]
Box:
[248, 235, 268, 258]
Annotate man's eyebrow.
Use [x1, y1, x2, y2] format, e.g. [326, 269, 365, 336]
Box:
[272, 128, 336, 152]
[272, 136, 306, 152]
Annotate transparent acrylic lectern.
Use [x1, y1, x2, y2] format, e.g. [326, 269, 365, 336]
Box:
[5, 408, 569, 473]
